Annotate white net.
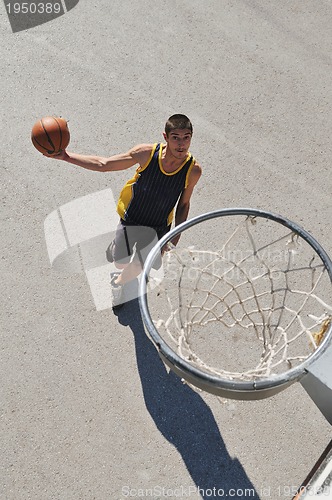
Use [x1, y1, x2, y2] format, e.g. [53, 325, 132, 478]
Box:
[146, 215, 332, 382]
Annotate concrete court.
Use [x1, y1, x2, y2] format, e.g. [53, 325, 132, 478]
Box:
[1, 0, 332, 498]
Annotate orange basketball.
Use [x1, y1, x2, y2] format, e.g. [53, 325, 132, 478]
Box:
[31, 116, 70, 155]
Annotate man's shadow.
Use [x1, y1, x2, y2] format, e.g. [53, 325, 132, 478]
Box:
[115, 284, 260, 499]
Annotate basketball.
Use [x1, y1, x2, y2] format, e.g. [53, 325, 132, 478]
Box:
[31, 116, 70, 155]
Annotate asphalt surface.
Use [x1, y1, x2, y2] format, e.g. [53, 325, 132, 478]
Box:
[1, 0, 332, 499]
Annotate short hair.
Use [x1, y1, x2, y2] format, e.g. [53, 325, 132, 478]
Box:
[165, 114, 193, 136]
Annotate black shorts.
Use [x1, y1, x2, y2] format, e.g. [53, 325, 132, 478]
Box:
[106, 219, 171, 268]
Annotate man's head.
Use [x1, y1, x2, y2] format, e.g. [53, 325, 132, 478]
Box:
[163, 114, 193, 160]
[164, 114, 193, 137]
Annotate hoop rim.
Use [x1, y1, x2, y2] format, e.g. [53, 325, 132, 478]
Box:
[138, 208, 332, 398]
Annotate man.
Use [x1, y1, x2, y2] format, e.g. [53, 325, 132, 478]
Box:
[48, 114, 202, 309]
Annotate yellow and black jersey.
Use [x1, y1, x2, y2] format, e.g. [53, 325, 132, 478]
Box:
[117, 143, 195, 229]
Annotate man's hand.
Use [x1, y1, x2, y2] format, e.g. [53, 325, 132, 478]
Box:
[161, 241, 176, 255]
[43, 150, 68, 160]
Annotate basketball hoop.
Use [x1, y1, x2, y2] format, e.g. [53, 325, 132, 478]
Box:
[139, 209, 332, 400]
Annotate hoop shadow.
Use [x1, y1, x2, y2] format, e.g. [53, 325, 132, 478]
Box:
[115, 282, 260, 499]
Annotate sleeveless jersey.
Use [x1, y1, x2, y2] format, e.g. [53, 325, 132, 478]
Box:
[117, 143, 195, 229]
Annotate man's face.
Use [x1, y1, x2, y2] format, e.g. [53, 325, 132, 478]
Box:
[164, 128, 192, 160]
